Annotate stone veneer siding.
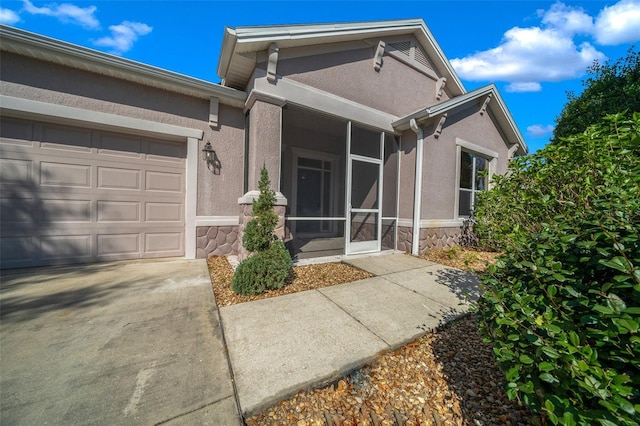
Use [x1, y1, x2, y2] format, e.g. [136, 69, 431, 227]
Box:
[396, 226, 462, 254]
[196, 226, 239, 258]
[419, 226, 462, 253]
[397, 226, 413, 253]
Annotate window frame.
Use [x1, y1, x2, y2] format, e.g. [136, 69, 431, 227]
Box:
[454, 139, 498, 219]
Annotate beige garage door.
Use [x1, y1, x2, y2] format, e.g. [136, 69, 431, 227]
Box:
[0, 117, 186, 268]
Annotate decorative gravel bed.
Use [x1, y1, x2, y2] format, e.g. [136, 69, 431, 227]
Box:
[246, 314, 539, 426]
[208, 249, 542, 425]
[207, 256, 373, 307]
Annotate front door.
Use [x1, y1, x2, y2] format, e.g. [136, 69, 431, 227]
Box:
[346, 123, 383, 255]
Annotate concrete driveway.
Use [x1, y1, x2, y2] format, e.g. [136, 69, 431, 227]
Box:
[0, 259, 241, 425]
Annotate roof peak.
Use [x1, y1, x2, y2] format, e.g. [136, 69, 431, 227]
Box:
[229, 18, 425, 32]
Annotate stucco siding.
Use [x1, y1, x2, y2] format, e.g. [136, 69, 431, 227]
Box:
[397, 131, 417, 220]
[0, 53, 208, 126]
[421, 104, 509, 220]
[197, 105, 245, 216]
[247, 100, 281, 191]
[277, 45, 448, 117]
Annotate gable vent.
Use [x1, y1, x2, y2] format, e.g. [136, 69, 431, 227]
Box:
[386, 39, 437, 79]
[414, 45, 434, 71]
[389, 41, 410, 56]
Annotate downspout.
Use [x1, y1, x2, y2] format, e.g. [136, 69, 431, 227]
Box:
[410, 118, 423, 256]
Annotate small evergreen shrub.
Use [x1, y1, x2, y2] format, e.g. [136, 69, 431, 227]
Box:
[231, 254, 266, 295]
[242, 168, 278, 252]
[231, 166, 292, 296]
[230, 241, 292, 295]
[474, 113, 640, 425]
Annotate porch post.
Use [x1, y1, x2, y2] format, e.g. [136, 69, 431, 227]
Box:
[410, 119, 424, 256]
[239, 94, 288, 261]
[246, 96, 285, 191]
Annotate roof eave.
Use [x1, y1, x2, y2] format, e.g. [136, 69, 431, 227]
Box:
[219, 19, 466, 93]
[0, 24, 247, 107]
[413, 24, 465, 97]
[217, 26, 237, 83]
[392, 84, 528, 154]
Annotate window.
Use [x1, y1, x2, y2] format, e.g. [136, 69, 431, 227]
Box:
[458, 151, 488, 217]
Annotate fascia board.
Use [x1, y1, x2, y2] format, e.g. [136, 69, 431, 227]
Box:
[1, 25, 247, 107]
[390, 90, 485, 130]
[232, 19, 425, 40]
[391, 84, 528, 154]
[220, 20, 427, 88]
[217, 26, 238, 82]
[414, 24, 466, 97]
[230, 20, 426, 52]
[489, 88, 529, 154]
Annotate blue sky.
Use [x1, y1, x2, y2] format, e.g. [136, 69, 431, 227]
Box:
[2, 1, 639, 153]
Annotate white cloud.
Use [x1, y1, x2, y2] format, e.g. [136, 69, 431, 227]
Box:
[594, 0, 640, 45]
[22, 0, 99, 29]
[539, 2, 593, 36]
[93, 21, 152, 55]
[0, 8, 20, 24]
[527, 124, 555, 138]
[448, 1, 640, 86]
[451, 25, 605, 83]
[506, 82, 542, 93]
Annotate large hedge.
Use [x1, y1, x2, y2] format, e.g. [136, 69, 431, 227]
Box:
[474, 113, 640, 425]
[553, 47, 639, 142]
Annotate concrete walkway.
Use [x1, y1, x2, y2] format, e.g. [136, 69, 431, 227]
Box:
[0, 259, 241, 425]
[220, 253, 480, 417]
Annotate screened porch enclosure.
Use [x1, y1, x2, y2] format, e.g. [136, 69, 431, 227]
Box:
[281, 106, 398, 260]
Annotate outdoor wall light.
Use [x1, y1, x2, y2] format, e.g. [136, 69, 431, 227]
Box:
[202, 140, 221, 175]
[202, 141, 215, 162]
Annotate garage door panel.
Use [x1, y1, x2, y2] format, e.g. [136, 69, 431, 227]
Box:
[0, 117, 33, 142]
[41, 199, 92, 223]
[145, 171, 183, 192]
[41, 124, 92, 153]
[97, 201, 141, 222]
[145, 232, 183, 256]
[145, 202, 183, 222]
[41, 162, 92, 188]
[0, 158, 33, 183]
[97, 134, 142, 159]
[97, 234, 141, 257]
[146, 139, 186, 163]
[1, 197, 35, 224]
[40, 234, 93, 259]
[97, 166, 141, 190]
[0, 236, 36, 262]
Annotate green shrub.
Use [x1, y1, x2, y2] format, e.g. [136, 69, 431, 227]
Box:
[474, 113, 640, 425]
[232, 166, 292, 295]
[231, 241, 292, 295]
[243, 166, 278, 252]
